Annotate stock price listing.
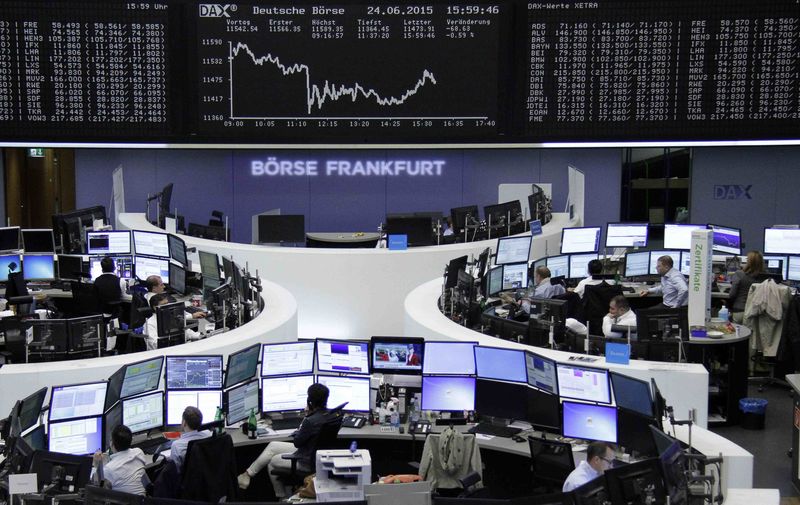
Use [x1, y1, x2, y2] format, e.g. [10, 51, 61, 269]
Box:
[196, 3, 508, 141]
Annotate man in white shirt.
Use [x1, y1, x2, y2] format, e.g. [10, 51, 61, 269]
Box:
[145, 294, 200, 350]
[144, 275, 166, 302]
[562, 442, 614, 492]
[572, 259, 614, 299]
[602, 295, 637, 338]
[169, 406, 211, 473]
[92, 425, 148, 495]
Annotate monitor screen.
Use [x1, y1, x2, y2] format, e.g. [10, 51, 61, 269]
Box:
[316, 340, 370, 375]
[709, 224, 741, 255]
[486, 265, 504, 296]
[199, 251, 220, 280]
[423, 342, 477, 375]
[502, 262, 529, 291]
[23, 254, 55, 281]
[605, 223, 648, 248]
[316, 375, 370, 412]
[495, 236, 532, 266]
[663, 224, 705, 250]
[474, 346, 527, 383]
[545, 255, 569, 278]
[165, 390, 222, 426]
[261, 375, 315, 413]
[89, 255, 133, 280]
[527, 387, 561, 433]
[225, 344, 261, 388]
[0, 254, 21, 282]
[764, 227, 800, 255]
[22, 229, 55, 253]
[168, 234, 187, 266]
[19, 387, 48, 433]
[48, 416, 103, 455]
[421, 376, 476, 412]
[679, 251, 692, 276]
[168, 263, 186, 295]
[610, 372, 654, 418]
[224, 379, 260, 425]
[86, 231, 131, 255]
[132, 230, 169, 258]
[525, 351, 558, 394]
[120, 356, 163, 399]
[569, 253, 599, 279]
[0, 226, 21, 251]
[134, 255, 169, 283]
[122, 391, 164, 434]
[648, 251, 682, 276]
[261, 341, 315, 377]
[370, 337, 424, 374]
[762, 255, 789, 281]
[50, 382, 108, 421]
[475, 379, 527, 420]
[103, 401, 121, 451]
[556, 363, 611, 404]
[165, 356, 224, 390]
[560, 227, 601, 254]
[561, 401, 617, 443]
[57, 255, 85, 281]
[788, 256, 800, 282]
[624, 251, 650, 278]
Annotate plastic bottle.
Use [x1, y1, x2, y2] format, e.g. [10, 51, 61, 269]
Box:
[408, 398, 420, 424]
[214, 406, 224, 434]
[247, 408, 257, 440]
[390, 407, 399, 428]
[718, 303, 729, 322]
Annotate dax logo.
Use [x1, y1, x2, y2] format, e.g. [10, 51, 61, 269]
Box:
[199, 4, 236, 17]
[714, 184, 752, 200]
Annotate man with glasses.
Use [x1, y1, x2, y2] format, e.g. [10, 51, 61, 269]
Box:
[562, 442, 615, 492]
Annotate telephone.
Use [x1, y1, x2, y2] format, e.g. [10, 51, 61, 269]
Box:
[408, 421, 431, 435]
[341, 415, 367, 429]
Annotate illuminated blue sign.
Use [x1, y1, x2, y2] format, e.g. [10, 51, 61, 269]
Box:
[250, 157, 446, 177]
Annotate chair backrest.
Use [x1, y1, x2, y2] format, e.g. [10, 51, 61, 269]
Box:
[583, 282, 623, 335]
[310, 413, 344, 472]
[528, 437, 575, 488]
[180, 433, 237, 503]
[71, 281, 102, 316]
[1, 317, 29, 363]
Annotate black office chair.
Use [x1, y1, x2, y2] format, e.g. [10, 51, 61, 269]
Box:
[583, 282, 623, 335]
[0, 316, 29, 363]
[528, 437, 575, 493]
[209, 210, 225, 227]
[180, 433, 238, 503]
[270, 411, 344, 488]
[71, 281, 102, 316]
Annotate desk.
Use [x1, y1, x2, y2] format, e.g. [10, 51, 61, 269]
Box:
[722, 489, 780, 505]
[305, 232, 381, 248]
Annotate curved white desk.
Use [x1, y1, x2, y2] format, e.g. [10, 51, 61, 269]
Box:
[119, 212, 578, 338]
[0, 279, 298, 415]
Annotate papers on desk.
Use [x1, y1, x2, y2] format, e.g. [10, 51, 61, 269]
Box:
[475, 433, 495, 441]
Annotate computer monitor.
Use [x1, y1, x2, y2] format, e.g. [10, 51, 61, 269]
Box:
[476, 247, 491, 279]
[637, 305, 688, 341]
[316, 375, 370, 412]
[135, 255, 169, 283]
[421, 376, 476, 412]
[648, 251, 681, 276]
[28, 319, 69, 353]
[67, 314, 105, 353]
[624, 251, 651, 278]
[225, 344, 261, 389]
[224, 378, 260, 425]
[610, 372, 654, 418]
[762, 255, 788, 281]
[708, 224, 741, 255]
[450, 205, 480, 234]
[168, 263, 186, 295]
[261, 341, 316, 377]
[616, 409, 659, 457]
[19, 387, 48, 433]
[527, 387, 561, 434]
[556, 363, 611, 404]
[261, 374, 315, 414]
[370, 336, 424, 375]
[484, 201, 523, 233]
[0, 253, 22, 282]
[605, 458, 666, 504]
[22, 229, 55, 253]
[474, 346, 527, 383]
[30, 450, 93, 493]
[560, 226, 601, 254]
[221, 256, 234, 281]
[525, 351, 558, 394]
[605, 222, 649, 248]
[423, 341, 477, 375]
[678, 251, 692, 276]
[156, 300, 185, 338]
[50, 381, 108, 421]
[561, 401, 617, 443]
[663, 224, 705, 250]
[657, 439, 689, 505]
[199, 250, 220, 281]
[21, 254, 55, 281]
[89, 255, 133, 280]
[385, 216, 434, 247]
[444, 255, 468, 290]
[569, 253, 599, 280]
[545, 255, 569, 278]
[86, 231, 131, 255]
[788, 256, 800, 282]
[572, 476, 611, 505]
[764, 227, 800, 255]
[122, 391, 164, 434]
[133, 230, 170, 258]
[165, 355, 224, 390]
[316, 339, 370, 375]
[486, 265, 504, 296]
[24, 424, 47, 451]
[57, 254, 85, 281]
[502, 262, 529, 290]
[0, 226, 21, 251]
[258, 214, 307, 244]
[495, 236, 532, 266]
[48, 415, 104, 455]
[475, 379, 527, 421]
[119, 357, 164, 400]
[85, 484, 148, 505]
[165, 390, 222, 426]
[168, 234, 187, 266]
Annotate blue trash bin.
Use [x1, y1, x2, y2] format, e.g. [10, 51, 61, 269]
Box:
[739, 398, 768, 429]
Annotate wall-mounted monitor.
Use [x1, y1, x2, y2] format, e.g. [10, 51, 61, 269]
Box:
[605, 223, 648, 248]
[225, 344, 261, 389]
[369, 336, 424, 375]
[23, 254, 55, 281]
[261, 341, 315, 377]
[316, 339, 370, 375]
[165, 390, 222, 426]
[86, 231, 131, 256]
[624, 251, 651, 278]
[165, 356, 223, 390]
[561, 401, 617, 443]
[22, 229, 55, 253]
[132, 230, 169, 258]
[569, 253, 599, 280]
[316, 375, 370, 412]
[423, 341, 477, 375]
[525, 351, 557, 394]
[49, 381, 108, 422]
[556, 363, 611, 404]
[474, 346, 527, 383]
[560, 226, 601, 254]
[421, 376, 476, 412]
[764, 227, 800, 255]
[708, 224, 741, 255]
[663, 224, 705, 250]
[261, 374, 315, 413]
[501, 262, 528, 291]
[495, 236, 532, 266]
[134, 255, 169, 283]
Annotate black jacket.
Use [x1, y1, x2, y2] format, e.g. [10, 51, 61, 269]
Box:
[94, 273, 122, 306]
[291, 408, 342, 468]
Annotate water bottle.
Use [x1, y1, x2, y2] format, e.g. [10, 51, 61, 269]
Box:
[718, 303, 729, 322]
[409, 398, 420, 424]
[390, 408, 399, 428]
[247, 408, 257, 440]
[214, 406, 224, 434]
[349, 440, 358, 453]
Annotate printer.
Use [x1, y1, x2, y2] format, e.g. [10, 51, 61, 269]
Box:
[313, 449, 372, 502]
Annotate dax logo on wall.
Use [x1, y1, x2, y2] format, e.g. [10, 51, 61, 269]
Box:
[714, 185, 751, 200]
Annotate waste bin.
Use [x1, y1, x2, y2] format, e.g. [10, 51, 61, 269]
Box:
[739, 398, 768, 430]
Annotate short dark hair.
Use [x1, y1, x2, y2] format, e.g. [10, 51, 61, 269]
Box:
[183, 406, 203, 430]
[111, 424, 133, 451]
[587, 441, 610, 462]
[101, 256, 115, 273]
[146, 275, 162, 292]
[307, 383, 329, 410]
[588, 259, 603, 276]
[610, 295, 630, 312]
[657, 255, 674, 269]
[535, 266, 551, 279]
[149, 293, 169, 310]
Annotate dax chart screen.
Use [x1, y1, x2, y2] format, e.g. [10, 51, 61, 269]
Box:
[195, 2, 510, 140]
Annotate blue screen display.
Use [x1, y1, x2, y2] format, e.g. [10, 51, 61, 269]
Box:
[421, 376, 476, 411]
[0, 254, 21, 282]
[562, 401, 617, 443]
[474, 346, 527, 383]
[23, 254, 55, 280]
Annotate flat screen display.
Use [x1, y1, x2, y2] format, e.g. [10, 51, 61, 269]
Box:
[225, 344, 261, 388]
[225, 379, 260, 425]
[648, 251, 682, 276]
[788, 256, 800, 282]
[474, 346, 527, 383]
[57, 255, 85, 281]
[86, 231, 131, 255]
[421, 376, 476, 412]
[624, 251, 650, 278]
[764, 227, 800, 255]
[165, 390, 222, 426]
[122, 391, 164, 434]
[527, 387, 561, 433]
[0, 227, 21, 251]
[569, 253, 599, 279]
[663, 224, 705, 250]
[560, 227, 601, 254]
[502, 262, 528, 291]
[50, 382, 108, 421]
[561, 401, 617, 443]
[316, 375, 370, 412]
[495, 236, 532, 265]
[679, 251, 692, 276]
[261, 342, 315, 377]
[135, 255, 169, 283]
[423, 342, 477, 375]
[165, 356, 223, 390]
[168, 263, 186, 295]
[90, 255, 133, 280]
[610, 372, 653, 418]
[48, 416, 103, 455]
[525, 352, 557, 394]
[120, 357, 163, 399]
[22, 229, 55, 253]
[605, 223, 648, 248]
[19, 387, 48, 433]
[23, 254, 55, 281]
[168, 234, 187, 266]
[546, 255, 569, 278]
[370, 337, 424, 374]
[133, 230, 170, 258]
[0, 254, 22, 282]
[556, 363, 611, 404]
[316, 340, 370, 375]
[475, 379, 527, 420]
[261, 375, 315, 413]
[199, 251, 220, 280]
[486, 265, 504, 296]
[762, 255, 789, 281]
[709, 225, 741, 255]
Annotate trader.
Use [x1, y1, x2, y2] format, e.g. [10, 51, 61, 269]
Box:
[145, 294, 201, 350]
[729, 251, 766, 323]
[169, 406, 211, 473]
[562, 442, 615, 492]
[144, 275, 166, 302]
[531, 266, 566, 299]
[572, 259, 614, 299]
[602, 295, 637, 338]
[639, 255, 688, 308]
[238, 383, 340, 499]
[92, 424, 148, 495]
[94, 256, 123, 306]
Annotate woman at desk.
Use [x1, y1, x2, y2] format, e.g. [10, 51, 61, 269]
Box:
[728, 251, 765, 324]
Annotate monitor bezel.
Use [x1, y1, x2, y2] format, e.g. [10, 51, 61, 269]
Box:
[369, 336, 426, 375]
[121, 390, 165, 435]
[224, 343, 262, 389]
[164, 389, 223, 427]
[486, 265, 504, 296]
[500, 261, 529, 291]
[47, 414, 105, 455]
[624, 250, 652, 278]
[787, 255, 800, 282]
[561, 400, 618, 443]
[609, 371, 655, 419]
[495, 235, 533, 266]
[473, 345, 528, 384]
[85, 230, 132, 256]
[315, 374, 371, 412]
[21, 229, 56, 254]
[420, 374, 476, 412]
[223, 378, 261, 425]
[132, 229, 170, 259]
[604, 222, 649, 249]
[134, 254, 170, 284]
[168, 234, 188, 266]
[315, 339, 371, 376]
[524, 350, 559, 395]
[167, 262, 187, 295]
[260, 374, 315, 414]
[422, 340, 479, 376]
[0, 226, 22, 252]
[559, 226, 601, 255]
[663, 223, 706, 251]
[555, 362, 612, 405]
[260, 341, 316, 377]
[164, 355, 224, 391]
[567, 252, 600, 280]
[708, 223, 742, 255]
[119, 356, 164, 401]
[763, 226, 800, 255]
[49, 381, 109, 422]
[22, 254, 56, 281]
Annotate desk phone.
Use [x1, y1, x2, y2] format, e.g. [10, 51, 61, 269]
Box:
[409, 421, 431, 435]
[341, 415, 367, 429]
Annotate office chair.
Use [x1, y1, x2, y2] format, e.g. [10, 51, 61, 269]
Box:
[528, 437, 575, 493]
[270, 411, 344, 488]
[180, 433, 238, 503]
[0, 316, 28, 363]
[209, 210, 225, 227]
[582, 282, 623, 335]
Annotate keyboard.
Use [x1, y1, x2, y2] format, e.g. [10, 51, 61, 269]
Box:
[270, 417, 303, 431]
[133, 436, 172, 455]
[467, 423, 523, 438]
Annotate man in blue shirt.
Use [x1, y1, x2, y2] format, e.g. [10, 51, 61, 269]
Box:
[562, 442, 614, 492]
[531, 266, 566, 299]
[639, 255, 688, 308]
[169, 406, 211, 473]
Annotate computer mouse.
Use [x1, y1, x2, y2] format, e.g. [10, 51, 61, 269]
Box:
[512, 435, 525, 443]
